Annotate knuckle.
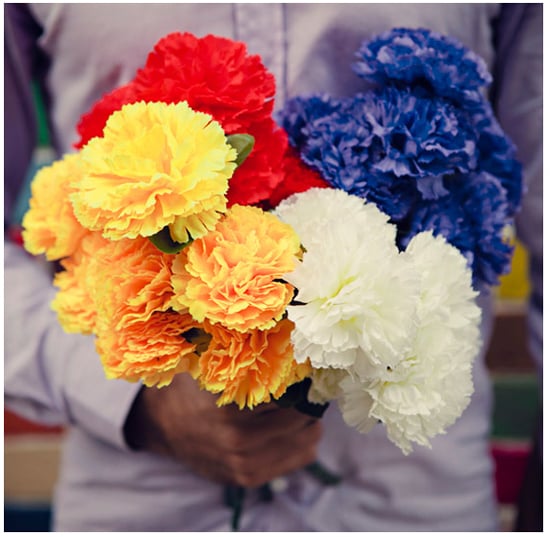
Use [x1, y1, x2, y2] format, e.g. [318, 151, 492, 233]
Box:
[226, 455, 264, 488]
[236, 472, 264, 488]
[309, 420, 323, 442]
[304, 445, 319, 465]
[222, 427, 248, 454]
[226, 452, 248, 476]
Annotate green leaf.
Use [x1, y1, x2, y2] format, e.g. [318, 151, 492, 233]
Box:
[182, 328, 212, 355]
[148, 226, 190, 254]
[226, 133, 255, 167]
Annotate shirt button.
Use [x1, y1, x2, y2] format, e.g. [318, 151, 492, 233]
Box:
[271, 477, 289, 493]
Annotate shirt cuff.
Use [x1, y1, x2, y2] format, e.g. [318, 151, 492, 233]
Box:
[61, 337, 143, 451]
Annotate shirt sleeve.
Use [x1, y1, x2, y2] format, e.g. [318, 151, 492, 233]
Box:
[4, 4, 142, 450]
[491, 4, 543, 367]
[4, 3, 39, 224]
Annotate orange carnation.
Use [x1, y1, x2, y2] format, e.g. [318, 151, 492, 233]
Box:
[171, 204, 301, 332]
[22, 153, 89, 261]
[90, 236, 177, 332]
[97, 311, 200, 388]
[198, 319, 312, 409]
[51, 232, 111, 334]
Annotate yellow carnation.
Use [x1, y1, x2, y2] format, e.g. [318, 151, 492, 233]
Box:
[22, 153, 89, 260]
[171, 205, 301, 332]
[199, 319, 312, 409]
[72, 101, 237, 242]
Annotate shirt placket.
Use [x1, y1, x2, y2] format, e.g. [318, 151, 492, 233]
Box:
[233, 3, 287, 108]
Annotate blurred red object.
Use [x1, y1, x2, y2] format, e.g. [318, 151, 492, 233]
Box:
[5, 410, 63, 436]
[7, 225, 24, 247]
[491, 441, 530, 504]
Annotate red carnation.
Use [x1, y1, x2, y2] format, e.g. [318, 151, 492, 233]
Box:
[75, 84, 138, 149]
[76, 32, 276, 147]
[226, 119, 289, 208]
[269, 148, 331, 208]
[131, 32, 276, 133]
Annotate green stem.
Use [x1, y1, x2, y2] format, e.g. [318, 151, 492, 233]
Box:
[224, 485, 245, 531]
[305, 461, 342, 486]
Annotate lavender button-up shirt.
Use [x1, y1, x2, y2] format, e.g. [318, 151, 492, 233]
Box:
[4, 3, 542, 531]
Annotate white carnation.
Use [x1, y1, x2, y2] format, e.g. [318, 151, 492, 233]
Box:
[404, 231, 481, 333]
[338, 231, 481, 454]
[307, 367, 348, 404]
[337, 375, 379, 435]
[284, 209, 420, 371]
[275, 187, 396, 249]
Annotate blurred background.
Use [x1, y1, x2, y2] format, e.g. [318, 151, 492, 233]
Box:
[4, 84, 541, 533]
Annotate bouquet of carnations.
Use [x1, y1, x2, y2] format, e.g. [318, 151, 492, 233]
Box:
[21, 28, 521, 525]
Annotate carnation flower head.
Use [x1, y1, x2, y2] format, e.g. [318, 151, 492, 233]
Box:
[97, 310, 201, 388]
[171, 204, 301, 332]
[308, 367, 349, 405]
[132, 32, 276, 134]
[75, 33, 276, 148]
[197, 319, 311, 409]
[75, 84, 138, 149]
[402, 170, 515, 289]
[338, 231, 481, 454]
[83, 234, 202, 387]
[277, 94, 343, 151]
[404, 231, 481, 331]
[269, 149, 331, 208]
[275, 187, 396, 249]
[22, 153, 89, 261]
[225, 118, 290, 207]
[284, 88, 477, 220]
[469, 100, 523, 216]
[280, 193, 420, 372]
[51, 232, 111, 334]
[353, 27, 492, 106]
[340, 323, 476, 455]
[393, 100, 521, 289]
[90, 235, 177, 332]
[72, 101, 236, 243]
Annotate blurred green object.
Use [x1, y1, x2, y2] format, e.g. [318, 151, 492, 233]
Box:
[33, 81, 51, 147]
[11, 146, 56, 226]
[491, 374, 539, 439]
[11, 83, 55, 226]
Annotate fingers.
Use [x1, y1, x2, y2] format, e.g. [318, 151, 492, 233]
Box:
[126, 372, 324, 487]
[183, 403, 322, 486]
[221, 419, 322, 487]
[223, 406, 320, 452]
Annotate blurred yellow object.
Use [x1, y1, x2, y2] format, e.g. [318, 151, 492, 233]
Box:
[497, 237, 531, 301]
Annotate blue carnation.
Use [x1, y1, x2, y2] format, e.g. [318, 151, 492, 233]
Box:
[401, 171, 514, 290]
[281, 87, 478, 218]
[353, 28, 492, 106]
[277, 94, 342, 150]
[469, 100, 524, 215]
